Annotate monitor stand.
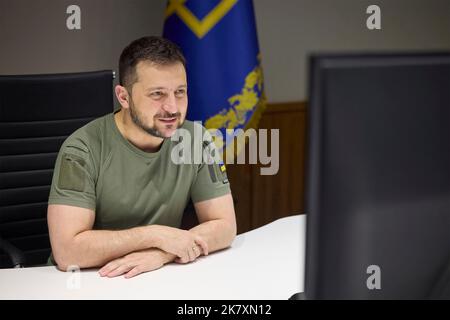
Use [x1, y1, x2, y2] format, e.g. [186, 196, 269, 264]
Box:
[289, 292, 306, 300]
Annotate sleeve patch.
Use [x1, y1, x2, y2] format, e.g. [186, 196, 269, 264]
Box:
[215, 162, 229, 184]
[208, 164, 218, 183]
[58, 153, 86, 192]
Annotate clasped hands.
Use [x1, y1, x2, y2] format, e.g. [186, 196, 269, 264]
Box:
[99, 227, 208, 278]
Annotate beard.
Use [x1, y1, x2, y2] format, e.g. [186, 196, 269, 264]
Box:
[129, 98, 183, 138]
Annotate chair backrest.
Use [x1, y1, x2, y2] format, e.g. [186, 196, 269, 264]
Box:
[0, 70, 114, 267]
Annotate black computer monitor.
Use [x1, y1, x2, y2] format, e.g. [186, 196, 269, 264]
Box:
[303, 52, 450, 299]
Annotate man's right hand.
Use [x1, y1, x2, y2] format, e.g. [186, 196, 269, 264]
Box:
[152, 226, 209, 263]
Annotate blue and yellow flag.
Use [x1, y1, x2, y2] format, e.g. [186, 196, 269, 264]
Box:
[163, 0, 266, 155]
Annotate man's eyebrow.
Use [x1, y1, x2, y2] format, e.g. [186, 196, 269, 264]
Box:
[146, 86, 165, 92]
[146, 85, 187, 92]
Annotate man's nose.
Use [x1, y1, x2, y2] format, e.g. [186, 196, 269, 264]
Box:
[162, 93, 178, 114]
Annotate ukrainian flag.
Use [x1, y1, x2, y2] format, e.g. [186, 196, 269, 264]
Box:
[163, 0, 266, 155]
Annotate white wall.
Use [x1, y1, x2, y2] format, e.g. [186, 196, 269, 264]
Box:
[254, 0, 450, 102]
[0, 0, 166, 74]
[1, 0, 449, 103]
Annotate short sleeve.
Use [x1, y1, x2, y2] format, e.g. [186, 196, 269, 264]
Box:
[48, 141, 96, 210]
[190, 140, 231, 203]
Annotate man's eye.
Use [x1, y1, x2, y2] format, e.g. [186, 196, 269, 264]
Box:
[150, 92, 164, 99]
[175, 89, 186, 97]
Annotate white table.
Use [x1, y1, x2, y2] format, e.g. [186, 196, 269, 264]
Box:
[0, 215, 305, 300]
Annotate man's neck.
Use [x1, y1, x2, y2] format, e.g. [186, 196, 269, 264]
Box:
[114, 109, 164, 153]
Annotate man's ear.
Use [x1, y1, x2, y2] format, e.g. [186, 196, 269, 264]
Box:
[115, 85, 130, 109]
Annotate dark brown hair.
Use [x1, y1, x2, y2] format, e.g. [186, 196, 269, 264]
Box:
[119, 36, 186, 90]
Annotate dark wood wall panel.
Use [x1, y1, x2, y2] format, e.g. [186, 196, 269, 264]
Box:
[226, 161, 252, 233]
[228, 101, 307, 234]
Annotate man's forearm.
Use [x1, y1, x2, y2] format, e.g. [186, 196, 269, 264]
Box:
[189, 219, 236, 253]
[159, 249, 177, 265]
[58, 225, 160, 270]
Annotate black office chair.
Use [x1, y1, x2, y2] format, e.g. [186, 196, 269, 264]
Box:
[180, 200, 199, 230]
[0, 71, 114, 268]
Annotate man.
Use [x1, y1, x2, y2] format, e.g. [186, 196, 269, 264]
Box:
[47, 36, 236, 279]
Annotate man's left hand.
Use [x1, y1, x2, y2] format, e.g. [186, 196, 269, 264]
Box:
[98, 248, 173, 278]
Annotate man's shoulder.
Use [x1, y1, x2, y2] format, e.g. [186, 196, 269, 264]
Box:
[179, 119, 207, 136]
[60, 113, 111, 154]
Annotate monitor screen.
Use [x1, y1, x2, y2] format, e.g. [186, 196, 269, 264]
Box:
[303, 52, 450, 299]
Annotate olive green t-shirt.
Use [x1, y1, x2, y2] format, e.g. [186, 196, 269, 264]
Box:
[48, 112, 231, 231]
